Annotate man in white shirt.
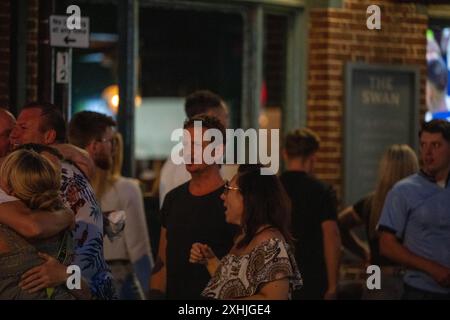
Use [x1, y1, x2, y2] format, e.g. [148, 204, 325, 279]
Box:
[159, 90, 237, 207]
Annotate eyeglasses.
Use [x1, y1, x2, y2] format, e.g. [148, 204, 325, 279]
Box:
[224, 180, 240, 194]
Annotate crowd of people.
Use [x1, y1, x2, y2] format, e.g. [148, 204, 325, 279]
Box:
[0, 89, 449, 300]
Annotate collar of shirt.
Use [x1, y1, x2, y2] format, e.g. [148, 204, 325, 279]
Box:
[419, 169, 450, 188]
[0, 187, 19, 204]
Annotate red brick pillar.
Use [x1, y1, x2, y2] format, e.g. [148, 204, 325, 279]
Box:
[0, 0, 10, 107]
[27, 0, 39, 102]
[0, 0, 39, 110]
[308, 0, 427, 203]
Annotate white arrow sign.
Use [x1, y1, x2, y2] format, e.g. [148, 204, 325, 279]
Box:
[50, 15, 89, 48]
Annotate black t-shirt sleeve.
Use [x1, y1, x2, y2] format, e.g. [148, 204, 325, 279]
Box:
[353, 197, 366, 220]
[352, 194, 373, 223]
[318, 185, 338, 222]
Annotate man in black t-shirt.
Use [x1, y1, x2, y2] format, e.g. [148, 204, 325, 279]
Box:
[280, 128, 341, 300]
[150, 115, 235, 300]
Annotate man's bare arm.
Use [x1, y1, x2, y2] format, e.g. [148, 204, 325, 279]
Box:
[52, 144, 95, 181]
[0, 201, 74, 239]
[338, 206, 369, 261]
[149, 227, 167, 299]
[322, 220, 342, 299]
[380, 232, 450, 287]
[20, 252, 92, 300]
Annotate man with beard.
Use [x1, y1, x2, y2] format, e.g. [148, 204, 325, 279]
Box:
[69, 111, 153, 299]
[68, 111, 116, 172]
[8, 102, 116, 299]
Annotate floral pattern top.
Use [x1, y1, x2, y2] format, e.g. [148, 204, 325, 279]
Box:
[202, 238, 303, 299]
[61, 162, 116, 300]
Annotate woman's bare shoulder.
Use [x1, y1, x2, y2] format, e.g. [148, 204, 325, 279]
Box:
[251, 227, 285, 247]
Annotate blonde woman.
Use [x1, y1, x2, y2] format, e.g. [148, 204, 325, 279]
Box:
[338, 144, 419, 299]
[92, 132, 154, 300]
[0, 149, 77, 299]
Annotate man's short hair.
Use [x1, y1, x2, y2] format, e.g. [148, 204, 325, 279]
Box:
[183, 113, 226, 145]
[185, 90, 224, 118]
[22, 101, 66, 143]
[68, 111, 116, 149]
[419, 119, 450, 143]
[284, 128, 321, 158]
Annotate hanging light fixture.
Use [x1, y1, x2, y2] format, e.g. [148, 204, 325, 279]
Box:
[102, 84, 142, 115]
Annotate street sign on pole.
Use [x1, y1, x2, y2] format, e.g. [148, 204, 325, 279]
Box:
[56, 51, 70, 84]
[50, 15, 89, 48]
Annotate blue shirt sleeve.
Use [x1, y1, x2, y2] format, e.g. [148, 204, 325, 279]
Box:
[133, 255, 152, 294]
[377, 188, 409, 239]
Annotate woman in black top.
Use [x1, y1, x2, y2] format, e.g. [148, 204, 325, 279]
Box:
[338, 144, 419, 299]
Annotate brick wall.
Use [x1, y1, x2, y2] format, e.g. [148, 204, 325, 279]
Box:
[307, 0, 427, 204]
[27, 0, 39, 102]
[0, 0, 39, 110]
[0, 0, 10, 107]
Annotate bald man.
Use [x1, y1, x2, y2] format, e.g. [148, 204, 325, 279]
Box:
[0, 108, 15, 158]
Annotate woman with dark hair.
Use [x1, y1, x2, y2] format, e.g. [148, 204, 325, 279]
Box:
[189, 164, 302, 300]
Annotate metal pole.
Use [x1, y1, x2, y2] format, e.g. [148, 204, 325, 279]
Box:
[241, 5, 263, 130]
[117, 0, 138, 177]
[283, 8, 307, 134]
[53, 46, 71, 121]
[61, 48, 72, 121]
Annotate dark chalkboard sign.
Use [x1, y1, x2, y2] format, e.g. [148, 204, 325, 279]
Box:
[344, 62, 420, 206]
